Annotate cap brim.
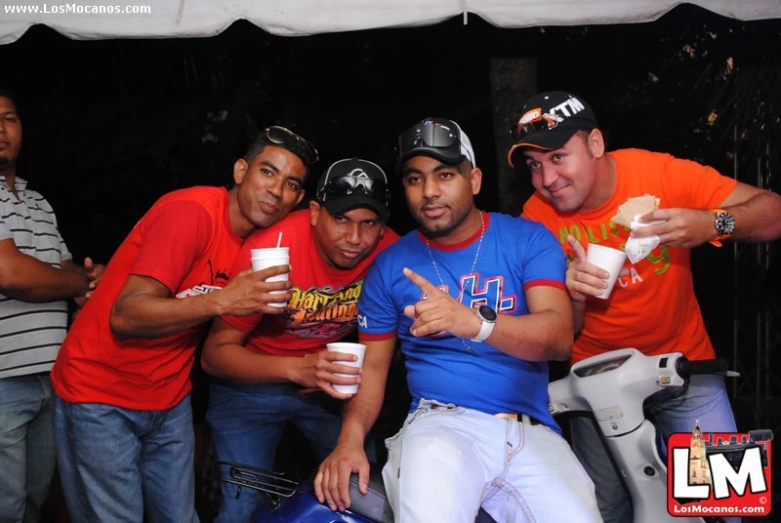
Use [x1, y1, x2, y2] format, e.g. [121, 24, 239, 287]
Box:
[398, 147, 466, 170]
[507, 127, 584, 167]
[322, 196, 389, 221]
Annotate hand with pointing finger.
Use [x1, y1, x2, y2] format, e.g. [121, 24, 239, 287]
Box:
[402, 267, 481, 339]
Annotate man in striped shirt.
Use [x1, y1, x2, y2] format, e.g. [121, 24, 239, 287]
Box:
[0, 88, 103, 523]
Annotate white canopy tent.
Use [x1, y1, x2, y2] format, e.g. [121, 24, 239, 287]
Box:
[2, 0, 780, 44]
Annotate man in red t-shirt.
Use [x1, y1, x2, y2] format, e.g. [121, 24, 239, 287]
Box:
[508, 91, 781, 523]
[50, 127, 319, 523]
[201, 158, 398, 523]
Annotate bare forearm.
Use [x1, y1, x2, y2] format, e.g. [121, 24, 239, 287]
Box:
[338, 376, 388, 447]
[202, 343, 293, 384]
[726, 191, 781, 243]
[0, 257, 88, 302]
[486, 310, 573, 362]
[61, 259, 86, 277]
[110, 292, 221, 340]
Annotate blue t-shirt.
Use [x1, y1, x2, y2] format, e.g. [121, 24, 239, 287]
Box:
[358, 212, 567, 432]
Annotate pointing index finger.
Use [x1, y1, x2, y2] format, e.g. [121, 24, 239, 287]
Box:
[403, 267, 440, 297]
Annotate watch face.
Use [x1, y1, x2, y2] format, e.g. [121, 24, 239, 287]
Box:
[716, 211, 736, 235]
[478, 305, 497, 322]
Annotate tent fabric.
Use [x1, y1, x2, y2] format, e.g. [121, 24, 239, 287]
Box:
[2, 0, 780, 44]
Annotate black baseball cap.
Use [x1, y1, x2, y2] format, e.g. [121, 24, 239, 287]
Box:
[316, 158, 390, 221]
[507, 91, 598, 167]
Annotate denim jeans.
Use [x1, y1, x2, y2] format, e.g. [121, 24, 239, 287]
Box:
[570, 374, 738, 523]
[382, 399, 602, 523]
[53, 394, 199, 523]
[207, 381, 347, 523]
[0, 374, 56, 523]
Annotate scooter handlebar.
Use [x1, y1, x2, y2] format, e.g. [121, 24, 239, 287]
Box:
[676, 358, 729, 378]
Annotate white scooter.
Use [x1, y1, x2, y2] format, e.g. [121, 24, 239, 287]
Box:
[548, 348, 737, 523]
[224, 348, 736, 523]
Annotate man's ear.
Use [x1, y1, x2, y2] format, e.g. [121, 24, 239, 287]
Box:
[309, 200, 321, 227]
[588, 129, 606, 159]
[233, 158, 249, 184]
[469, 167, 483, 196]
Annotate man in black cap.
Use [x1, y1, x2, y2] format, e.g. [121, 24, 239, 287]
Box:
[201, 158, 398, 523]
[509, 91, 781, 522]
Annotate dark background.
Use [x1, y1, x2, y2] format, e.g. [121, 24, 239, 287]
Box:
[3, 3, 780, 521]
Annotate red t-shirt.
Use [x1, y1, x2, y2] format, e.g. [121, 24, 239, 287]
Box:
[522, 149, 737, 364]
[51, 187, 243, 410]
[222, 209, 399, 356]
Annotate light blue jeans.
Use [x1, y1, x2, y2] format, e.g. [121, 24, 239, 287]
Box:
[54, 394, 199, 523]
[570, 374, 738, 523]
[0, 374, 56, 523]
[207, 382, 347, 523]
[382, 399, 602, 523]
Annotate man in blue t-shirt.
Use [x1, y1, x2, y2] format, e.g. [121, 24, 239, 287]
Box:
[313, 118, 601, 522]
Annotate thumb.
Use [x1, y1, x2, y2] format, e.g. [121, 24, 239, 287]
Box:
[84, 256, 94, 269]
[358, 462, 370, 495]
[567, 235, 587, 261]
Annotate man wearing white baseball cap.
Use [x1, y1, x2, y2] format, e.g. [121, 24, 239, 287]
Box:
[315, 117, 601, 523]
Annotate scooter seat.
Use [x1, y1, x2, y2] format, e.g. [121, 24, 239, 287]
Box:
[347, 468, 497, 523]
[347, 468, 394, 523]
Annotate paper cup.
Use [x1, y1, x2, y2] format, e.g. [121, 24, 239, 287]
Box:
[250, 248, 289, 307]
[326, 342, 367, 395]
[586, 244, 627, 299]
[251, 247, 289, 261]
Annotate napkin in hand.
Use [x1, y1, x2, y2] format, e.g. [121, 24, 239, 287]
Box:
[625, 214, 664, 264]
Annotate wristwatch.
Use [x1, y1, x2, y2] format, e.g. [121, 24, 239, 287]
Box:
[709, 208, 735, 247]
[470, 305, 497, 342]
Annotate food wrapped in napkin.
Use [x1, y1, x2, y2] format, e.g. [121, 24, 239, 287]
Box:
[611, 195, 660, 228]
[612, 195, 664, 264]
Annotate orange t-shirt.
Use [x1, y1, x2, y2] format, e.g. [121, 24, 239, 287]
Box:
[222, 209, 399, 356]
[51, 187, 243, 410]
[522, 149, 737, 364]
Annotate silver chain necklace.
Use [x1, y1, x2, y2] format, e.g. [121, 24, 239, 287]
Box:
[423, 211, 485, 352]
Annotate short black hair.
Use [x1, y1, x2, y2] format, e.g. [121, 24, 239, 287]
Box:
[245, 131, 314, 169]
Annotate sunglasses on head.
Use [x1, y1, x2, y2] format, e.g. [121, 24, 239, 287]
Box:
[319, 178, 389, 206]
[264, 126, 319, 165]
[397, 120, 462, 159]
[318, 166, 390, 207]
[510, 115, 597, 143]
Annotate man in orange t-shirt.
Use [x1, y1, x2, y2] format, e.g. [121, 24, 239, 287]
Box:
[201, 158, 398, 523]
[50, 127, 318, 523]
[509, 91, 781, 523]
